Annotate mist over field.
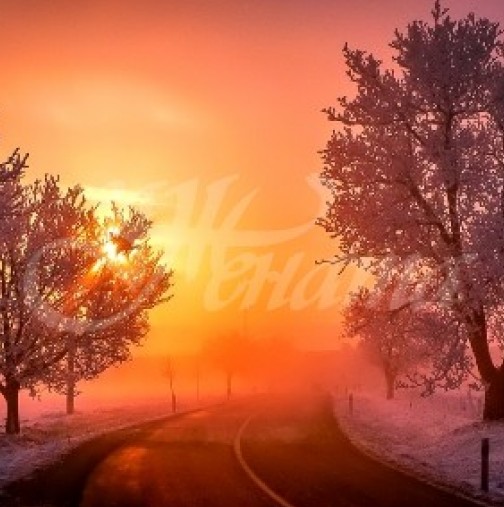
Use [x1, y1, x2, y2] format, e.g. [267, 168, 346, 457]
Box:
[0, 343, 388, 426]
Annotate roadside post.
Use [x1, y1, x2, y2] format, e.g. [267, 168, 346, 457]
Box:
[481, 437, 489, 492]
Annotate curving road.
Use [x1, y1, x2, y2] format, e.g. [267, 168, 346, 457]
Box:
[1, 396, 484, 507]
[79, 402, 274, 507]
[242, 397, 483, 507]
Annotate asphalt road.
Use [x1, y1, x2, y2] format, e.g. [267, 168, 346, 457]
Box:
[79, 402, 274, 507]
[242, 397, 484, 507]
[1, 396, 485, 507]
[1, 400, 275, 507]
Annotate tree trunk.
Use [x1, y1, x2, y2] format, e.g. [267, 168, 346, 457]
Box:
[484, 367, 504, 420]
[66, 385, 75, 415]
[465, 306, 504, 420]
[66, 346, 76, 415]
[382, 360, 395, 400]
[385, 371, 395, 400]
[226, 372, 232, 400]
[4, 380, 20, 434]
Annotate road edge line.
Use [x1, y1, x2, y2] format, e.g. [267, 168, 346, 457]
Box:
[233, 415, 298, 507]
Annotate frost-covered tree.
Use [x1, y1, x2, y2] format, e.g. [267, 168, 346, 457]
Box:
[55, 204, 171, 415]
[319, 2, 504, 418]
[345, 283, 455, 399]
[202, 333, 254, 400]
[0, 152, 172, 433]
[0, 149, 26, 221]
[347, 288, 417, 399]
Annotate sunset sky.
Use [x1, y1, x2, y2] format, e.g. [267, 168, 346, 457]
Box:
[1, 0, 503, 357]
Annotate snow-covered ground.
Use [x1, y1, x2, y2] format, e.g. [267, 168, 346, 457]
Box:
[0, 396, 205, 491]
[335, 389, 504, 505]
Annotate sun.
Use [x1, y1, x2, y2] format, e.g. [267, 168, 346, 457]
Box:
[103, 240, 120, 261]
[90, 226, 137, 273]
[102, 227, 128, 264]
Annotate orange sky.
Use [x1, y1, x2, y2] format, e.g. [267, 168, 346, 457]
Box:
[0, 0, 503, 356]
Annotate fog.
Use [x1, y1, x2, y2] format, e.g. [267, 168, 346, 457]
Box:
[0, 343, 391, 424]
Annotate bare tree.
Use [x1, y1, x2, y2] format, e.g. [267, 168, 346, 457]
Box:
[202, 333, 254, 400]
[165, 355, 177, 413]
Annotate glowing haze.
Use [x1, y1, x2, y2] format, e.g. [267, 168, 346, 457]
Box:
[0, 0, 502, 363]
